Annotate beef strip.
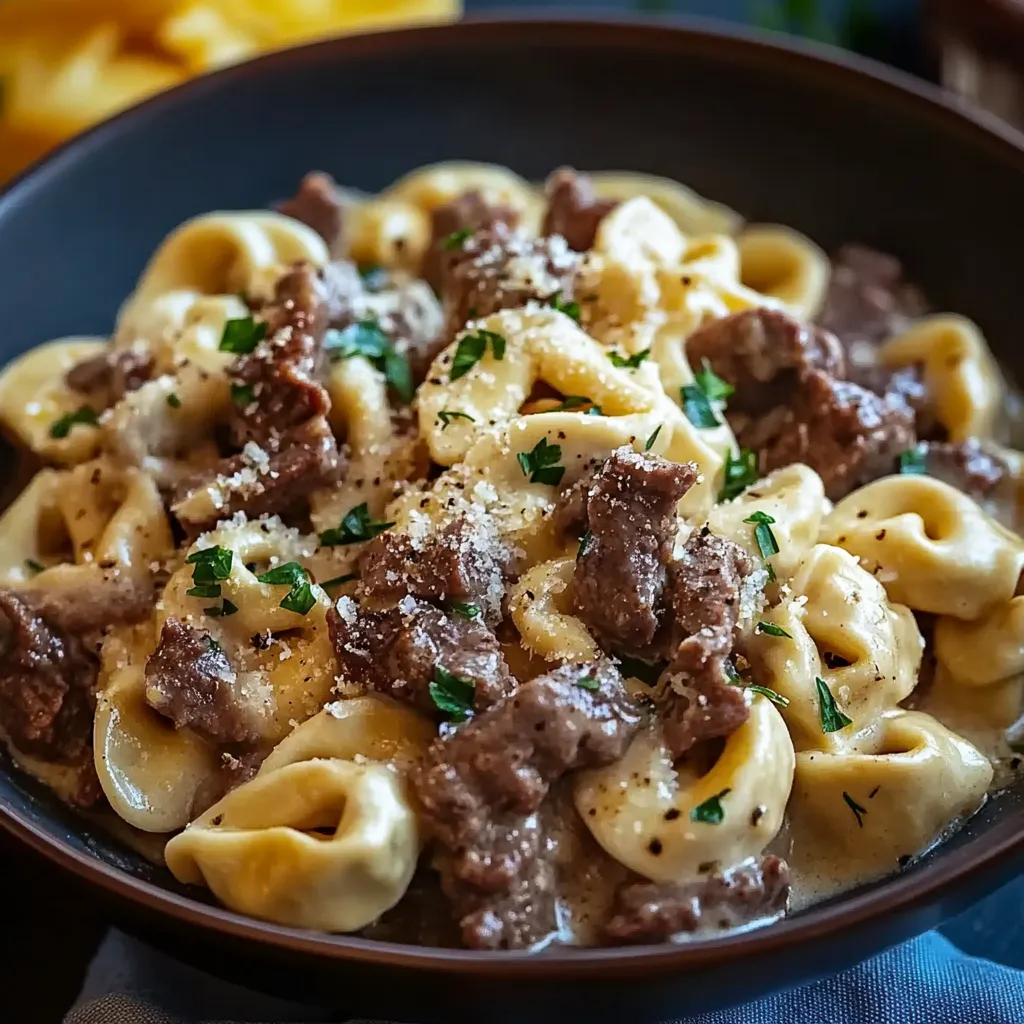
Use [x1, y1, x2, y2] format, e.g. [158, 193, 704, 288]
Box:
[412, 661, 642, 949]
[170, 415, 343, 536]
[421, 190, 519, 294]
[144, 617, 261, 746]
[742, 370, 916, 501]
[922, 439, 1018, 527]
[684, 308, 845, 418]
[14, 576, 154, 638]
[604, 855, 791, 943]
[541, 167, 619, 252]
[65, 347, 155, 411]
[328, 596, 512, 716]
[439, 225, 582, 342]
[572, 447, 698, 659]
[229, 263, 331, 447]
[359, 516, 508, 626]
[659, 528, 755, 759]
[275, 171, 346, 256]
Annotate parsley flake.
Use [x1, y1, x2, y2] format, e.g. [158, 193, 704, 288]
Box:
[575, 670, 600, 691]
[719, 448, 759, 501]
[644, 425, 663, 451]
[319, 504, 395, 546]
[608, 349, 650, 369]
[256, 562, 316, 616]
[186, 546, 233, 585]
[450, 329, 506, 381]
[49, 406, 98, 439]
[24, 559, 45, 575]
[899, 446, 927, 475]
[429, 666, 475, 721]
[549, 294, 581, 322]
[727, 676, 790, 708]
[206, 599, 238, 618]
[517, 437, 565, 486]
[577, 529, 593, 560]
[438, 410, 475, 429]
[219, 316, 267, 354]
[448, 602, 482, 620]
[816, 676, 853, 733]
[325, 320, 413, 402]
[681, 384, 720, 428]
[442, 229, 472, 251]
[230, 382, 255, 407]
[756, 621, 792, 639]
[694, 358, 735, 402]
[744, 511, 779, 581]
[552, 395, 593, 412]
[843, 791, 868, 828]
[166, 392, 181, 409]
[690, 789, 731, 825]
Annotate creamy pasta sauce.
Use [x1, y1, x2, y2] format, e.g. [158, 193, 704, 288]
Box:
[0, 162, 1020, 950]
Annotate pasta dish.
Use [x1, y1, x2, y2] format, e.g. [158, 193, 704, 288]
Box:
[0, 162, 1020, 950]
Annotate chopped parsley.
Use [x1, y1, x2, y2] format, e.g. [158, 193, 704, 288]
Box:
[899, 446, 927, 475]
[187, 546, 233, 583]
[690, 788, 731, 825]
[218, 316, 267, 354]
[448, 601, 482, 620]
[358, 264, 389, 289]
[442, 229, 472, 251]
[187, 583, 222, 599]
[428, 666, 475, 721]
[842, 791, 867, 828]
[24, 559, 45, 575]
[319, 503, 395, 546]
[549, 294, 581, 322]
[719, 448, 759, 501]
[256, 562, 316, 616]
[206, 599, 238, 618]
[728, 678, 790, 708]
[517, 437, 565, 486]
[681, 384, 720, 428]
[450, 329, 506, 381]
[438, 410, 475, 429]
[552, 395, 594, 412]
[321, 573, 359, 589]
[577, 529, 593, 560]
[230, 382, 255, 407]
[325, 320, 413, 402]
[575, 670, 600, 691]
[816, 676, 853, 733]
[744, 510, 779, 581]
[608, 348, 650, 369]
[166, 392, 182, 409]
[644, 424, 663, 451]
[49, 406, 98, 439]
[756, 621, 792, 639]
[694, 358, 734, 403]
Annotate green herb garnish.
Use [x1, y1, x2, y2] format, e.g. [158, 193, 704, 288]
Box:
[681, 384, 720, 428]
[575, 671, 600, 691]
[727, 676, 790, 708]
[166, 392, 181, 409]
[325, 320, 413, 402]
[442, 229, 472, 251]
[552, 396, 592, 412]
[219, 316, 267, 354]
[450, 329, 506, 381]
[187, 546, 233, 584]
[428, 666, 475, 721]
[694, 358, 734, 402]
[49, 406, 98, 439]
[644, 425, 662, 452]
[690, 788, 731, 825]
[24, 559, 45, 575]
[719, 448, 759, 501]
[517, 437, 565, 486]
[816, 676, 853, 733]
[609, 349, 650, 369]
[358, 264, 389, 289]
[842, 791, 867, 828]
[448, 602, 482, 620]
[577, 529, 593, 560]
[206, 599, 238, 618]
[230, 382, 255, 407]
[318, 503, 395, 547]
[744, 510, 779, 582]
[550, 294, 581, 322]
[256, 562, 316, 616]
[756, 621, 792, 639]
[899, 446, 927, 475]
[438, 410, 475, 428]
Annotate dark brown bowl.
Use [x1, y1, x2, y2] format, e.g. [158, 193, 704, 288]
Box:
[1, 16, 1023, 1022]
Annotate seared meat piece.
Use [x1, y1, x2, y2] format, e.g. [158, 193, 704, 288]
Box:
[65, 347, 155, 411]
[276, 171, 346, 255]
[921, 439, 1018, 527]
[541, 167, 618, 252]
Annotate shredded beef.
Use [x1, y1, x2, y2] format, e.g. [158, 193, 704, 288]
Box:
[439, 225, 582, 341]
[171, 416, 343, 535]
[659, 529, 753, 758]
[229, 263, 331, 446]
[421, 190, 519, 294]
[742, 370, 916, 501]
[65, 347, 155, 411]
[13, 577, 154, 639]
[0, 591, 97, 766]
[412, 661, 641, 949]
[190, 748, 266, 819]
[359, 517, 507, 625]
[572, 447, 698, 659]
[541, 167, 618, 252]
[144, 617, 260, 746]
[685, 308, 844, 417]
[275, 171, 346, 256]
[922, 439, 1017, 527]
[605, 855, 791, 943]
[328, 597, 512, 716]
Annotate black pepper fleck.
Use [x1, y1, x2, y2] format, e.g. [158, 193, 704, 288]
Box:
[647, 838, 663, 856]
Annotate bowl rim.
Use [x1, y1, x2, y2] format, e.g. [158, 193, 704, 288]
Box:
[1, 13, 1023, 978]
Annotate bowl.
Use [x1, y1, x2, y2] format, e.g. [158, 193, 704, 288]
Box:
[1, 16, 1023, 1023]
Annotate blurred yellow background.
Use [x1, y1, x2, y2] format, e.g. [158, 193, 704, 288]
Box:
[0, 0, 460, 182]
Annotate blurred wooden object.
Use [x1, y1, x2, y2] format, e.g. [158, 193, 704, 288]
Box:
[926, 0, 1024, 129]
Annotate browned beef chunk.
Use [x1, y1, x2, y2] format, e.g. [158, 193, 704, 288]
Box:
[604, 855, 791, 943]
[685, 308, 844, 417]
[359, 517, 507, 625]
[0, 591, 97, 766]
[230, 263, 331, 446]
[541, 167, 618, 252]
[741, 370, 916, 501]
[275, 171, 346, 255]
[572, 448, 698, 659]
[144, 617, 260, 746]
[190, 748, 266, 818]
[412, 661, 641, 949]
[328, 597, 512, 716]
[171, 416, 343, 535]
[660, 528, 754, 758]
[65, 347, 155, 411]
[439, 225, 582, 342]
[421, 190, 519, 294]
[15, 576, 154, 639]
[922, 439, 1017, 527]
